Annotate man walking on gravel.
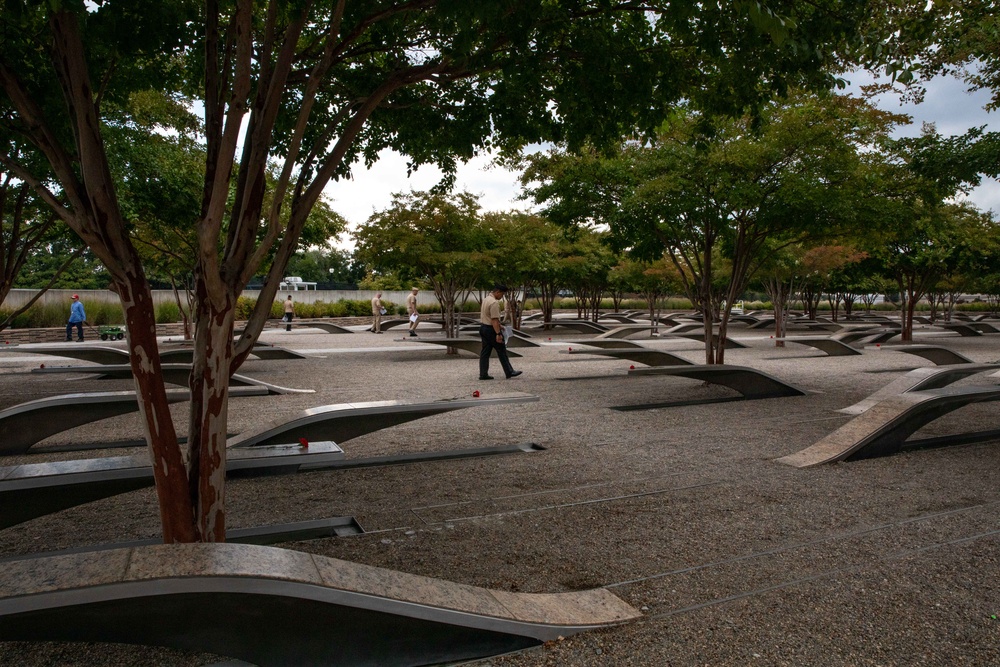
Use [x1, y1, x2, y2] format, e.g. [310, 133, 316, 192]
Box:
[283, 294, 295, 331]
[406, 287, 420, 337]
[370, 292, 384, 333]
[479, 285, 521, 380]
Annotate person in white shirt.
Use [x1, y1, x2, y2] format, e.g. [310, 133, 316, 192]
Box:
[406, 287, 420, 337]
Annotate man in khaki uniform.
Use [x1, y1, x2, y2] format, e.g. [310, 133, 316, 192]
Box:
[370, 292, 383, 333]
[406, 287, 419, 337]
[283, 295, 294, 331]
[478, 284, 521, 380]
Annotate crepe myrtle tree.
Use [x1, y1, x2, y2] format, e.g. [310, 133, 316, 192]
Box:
[0, 0, 875, 542]
[484, 211, 558, 329]
[611, 255, 683, 326]
[353, 190, 490, 341]
[0, 158, 86, 329]
[525, 93, 894, 363]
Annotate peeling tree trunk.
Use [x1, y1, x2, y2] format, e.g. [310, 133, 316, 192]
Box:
[843, 293, 857, 318]
[186, 277, 237, 542]
[944, 290, 959, 323]
[432, 280, 463, 354]
[588, 287, 602, 323]
[170, 277, 193, 340]
[643, 289, 661, 334]
[119, 271, 195, 543]
[610, 288, 623, 312]
[826, 293, 841, 321]
[764, 276, 791, 348]
[539, 282, 556, 328]
[507, 287, 523, 329]
[927, 291, 941, 322]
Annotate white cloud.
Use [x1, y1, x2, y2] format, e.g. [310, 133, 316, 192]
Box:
[844, 70, 998, 213]
[323, 149, 534, 249]
[325, 73, 999, 250]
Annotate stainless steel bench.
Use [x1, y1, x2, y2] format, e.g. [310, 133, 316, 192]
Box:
[776, 384, 1000, 467]
[0, 542, 640, 666]
[561, 347, 694, 367]
[0, 386, 270, 457]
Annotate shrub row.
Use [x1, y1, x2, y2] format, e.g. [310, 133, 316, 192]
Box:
[2, 295, 995, 330]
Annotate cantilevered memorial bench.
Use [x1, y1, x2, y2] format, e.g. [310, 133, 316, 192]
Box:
[525, 320, 609, 334]
[29, 363, 315, 395]
[0, 386, 270, 457]
[658, 322, 703, 334]
[0, 393, 542, 528]
[936, 323, 984, 337]
[747, 318, 777, 329]
[407, 338, 523, 357]
[379, 317, 439, 331]
[596, 313, 641, 324]
[776, 337, 862, 356]
[669, 333, 748, 349]
[775, 384, 1000, 467]
[784, 322, 843, 333]
[0, 443, 546, 532]
[885, 344, 975, 366]
[619, 364, 805, 409]
[593, 325, 664, 340]
[1, 344, 131, 365]
[0, 441, 345, 530]
[160, 344, 308, 361]
[0, 515, 366, 558]
[291, 320, 354, 334]
[560, 347, 694, 367]
[228, 392, 540, 449]
[836, 363, 1000, 415]
[969, 321, 1000, 333]
[4, 343, 306, 365]
[640, 315, 685, 327]
[937, 320, 1000, 334]
[0, 543, 640, 666]
[559, 339, 644, 349]
[461, 335, 539, 349]
[776, 329, 897, 357]
[458, 324, 534, 341]
[381, 316, 476, 331]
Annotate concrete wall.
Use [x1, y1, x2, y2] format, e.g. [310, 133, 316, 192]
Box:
[3, 288, 441, 310]
[243, 289, 440, 307]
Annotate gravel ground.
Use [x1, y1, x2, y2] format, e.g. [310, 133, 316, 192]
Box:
[1, 318, 999, 666]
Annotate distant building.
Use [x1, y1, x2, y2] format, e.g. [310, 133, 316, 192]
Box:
[278, 276, 317, 291]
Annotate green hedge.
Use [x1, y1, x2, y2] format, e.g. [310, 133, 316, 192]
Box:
[0, 301, 126, 328]
[258, 297, 440, 319]
[155, 301, 182, 324]
[8, 293, 987, 331]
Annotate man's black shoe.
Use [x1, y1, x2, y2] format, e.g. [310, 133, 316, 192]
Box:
[479, 375, 494, 380]
[409, 331, 418, 337]
[506, 370, 523, 378]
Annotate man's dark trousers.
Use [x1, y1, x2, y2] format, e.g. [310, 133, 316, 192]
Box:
[479, 323, 514, 378]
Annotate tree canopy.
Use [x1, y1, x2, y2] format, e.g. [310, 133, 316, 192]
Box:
[522, 92, 902, 362]
[1, 0, 879, 542]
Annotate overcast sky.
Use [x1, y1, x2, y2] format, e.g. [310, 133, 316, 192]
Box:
[323, 72, 998, 248]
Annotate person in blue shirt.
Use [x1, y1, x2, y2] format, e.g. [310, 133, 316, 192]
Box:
[66, 294, 86, 342]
